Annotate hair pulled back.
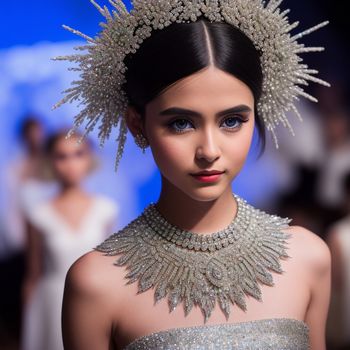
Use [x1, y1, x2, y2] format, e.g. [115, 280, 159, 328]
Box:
[123, 17, 265, 156]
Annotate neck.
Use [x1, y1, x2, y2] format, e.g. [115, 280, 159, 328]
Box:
[156, 177, 237, 235]
[26, 145, 42, 157]
[58, 183, 85, 198]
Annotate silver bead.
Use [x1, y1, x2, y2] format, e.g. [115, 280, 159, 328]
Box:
[53, 0, 330, 172]
[134, 133, 149, 153]
[94, 192, 294, 323]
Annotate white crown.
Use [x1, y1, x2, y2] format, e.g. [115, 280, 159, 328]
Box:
[52, 0, 330, 170]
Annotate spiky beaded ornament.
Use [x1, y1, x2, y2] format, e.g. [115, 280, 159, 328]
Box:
[52, 0, 330, 171]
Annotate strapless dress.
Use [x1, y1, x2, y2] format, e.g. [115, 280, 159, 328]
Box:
[123, 317, 310, 349]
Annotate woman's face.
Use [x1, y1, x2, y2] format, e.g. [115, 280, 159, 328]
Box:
[51, 136, 93, 186]
[24, 122, 44, 150]
[142, 66, 255, 202]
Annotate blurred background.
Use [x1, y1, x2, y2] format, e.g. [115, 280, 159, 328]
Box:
[0, 1, 349, 349]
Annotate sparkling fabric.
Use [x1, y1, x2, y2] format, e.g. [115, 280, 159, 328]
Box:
[94, 193, 293, 323]
[123, 318, 310, 350]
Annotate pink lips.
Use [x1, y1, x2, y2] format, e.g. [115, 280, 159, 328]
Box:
[190, 170, 225, 183]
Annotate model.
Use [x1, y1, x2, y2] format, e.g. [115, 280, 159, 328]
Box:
[54, 1, 332, 349]
[20, 130, 118, 350]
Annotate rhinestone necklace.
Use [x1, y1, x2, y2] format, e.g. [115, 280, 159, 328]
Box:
[94, 193, 293, 323]
[144, 194, 251, 252]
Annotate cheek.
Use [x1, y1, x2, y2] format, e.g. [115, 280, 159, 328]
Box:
[70, 158, 91, 176]
[150, 134, 191, 173]
[53, 158, 89, 177]
[223, 123, 254, 169]
[53, 160, 66, 174]
[146, 117, 255, 177]
[225, 143, 249, 170]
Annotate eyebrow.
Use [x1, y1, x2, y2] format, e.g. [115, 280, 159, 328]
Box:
[159, 105, 252, 118]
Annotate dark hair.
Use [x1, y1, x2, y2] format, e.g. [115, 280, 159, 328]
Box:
[343, 171, 350, 197]
[19, 115, 42, 140]
[44, 129, 94, 155]
[123, 17, 266, 157]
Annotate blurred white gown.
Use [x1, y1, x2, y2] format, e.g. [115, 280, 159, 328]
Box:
[21, 194, 118, 350]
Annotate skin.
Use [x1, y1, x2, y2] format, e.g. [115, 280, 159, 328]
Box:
[62, 66, 331, 350]
[23, 121, 45, 154]
[22, 136, 112, 306]
[20, 121, 47, 180]
[15, 121, 47, 308]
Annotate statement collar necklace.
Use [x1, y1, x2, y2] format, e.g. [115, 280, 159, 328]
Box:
[94, 193, 293, 323]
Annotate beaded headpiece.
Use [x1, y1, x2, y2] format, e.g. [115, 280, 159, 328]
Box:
[52, 0, 330, 170]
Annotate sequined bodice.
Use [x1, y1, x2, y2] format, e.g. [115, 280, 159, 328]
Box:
[123, 318, 310, 350]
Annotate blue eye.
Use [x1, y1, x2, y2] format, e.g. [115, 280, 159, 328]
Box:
[167, 115, 248, 133]
[221, 116, 247, 129]
[169, 119, 194, 132]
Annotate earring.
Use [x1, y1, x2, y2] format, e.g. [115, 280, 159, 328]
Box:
[134, 133, 149, 153]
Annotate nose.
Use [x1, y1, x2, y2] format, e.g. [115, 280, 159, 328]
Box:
[195, 128, 221, 163]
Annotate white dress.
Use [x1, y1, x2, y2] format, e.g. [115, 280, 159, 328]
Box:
[20, 194, 119, 350]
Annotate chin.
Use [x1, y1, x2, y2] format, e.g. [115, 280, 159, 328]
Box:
[181, 184, 231, 203]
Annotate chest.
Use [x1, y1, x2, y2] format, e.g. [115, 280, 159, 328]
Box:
[111, 247, 311, 350]
[36, 203, 110, 272]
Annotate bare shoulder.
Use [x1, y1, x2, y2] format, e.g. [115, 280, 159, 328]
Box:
[65, 249, 126, 300]
[282, 225, 331, 349]
[281, 225, 331, 276]
[62, 250, 127, 348]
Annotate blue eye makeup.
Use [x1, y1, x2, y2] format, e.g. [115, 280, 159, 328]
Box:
[168, 118, 194, 133]
[167, 115, 248, 133]
[220, 115, 249, 130]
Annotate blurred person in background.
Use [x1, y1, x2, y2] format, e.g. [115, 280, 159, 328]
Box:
[277, 103, 350, 241]
[326, 171, 350, 350]
[2, 114, 55, 254]
[20, 129, 119, 350]
[0, 114, 54, 350]
[316, 106, 350, 210]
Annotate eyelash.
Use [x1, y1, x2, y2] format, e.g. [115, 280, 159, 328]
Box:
[167, 115, 248, 134]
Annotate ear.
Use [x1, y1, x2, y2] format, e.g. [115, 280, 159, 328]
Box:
[125, 106, 144, 138]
